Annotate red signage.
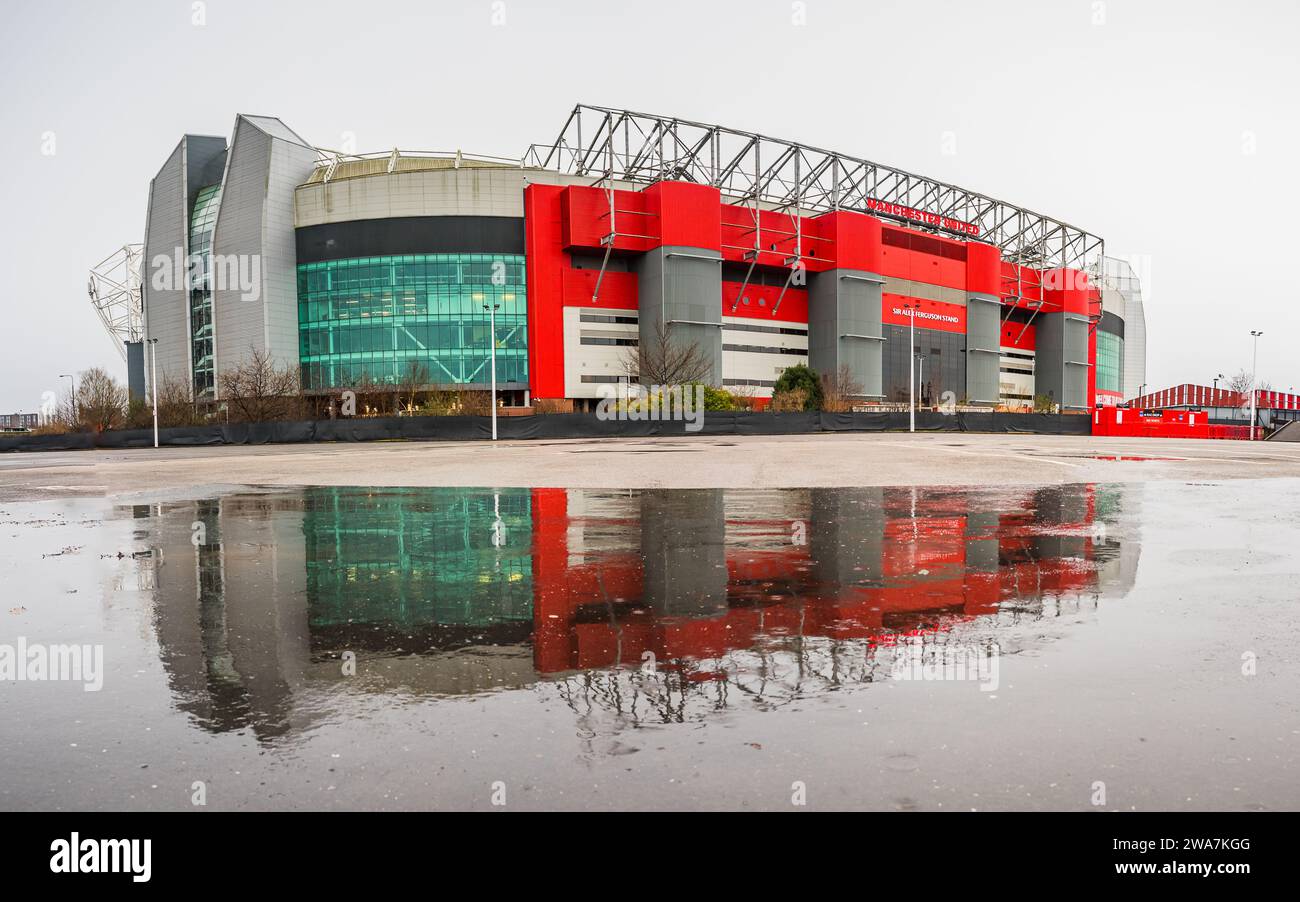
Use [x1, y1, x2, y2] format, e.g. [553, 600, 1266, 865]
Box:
[865, 198, 980, 237]
[882, 294, 967, 334]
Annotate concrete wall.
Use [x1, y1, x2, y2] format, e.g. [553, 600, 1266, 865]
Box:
[294, 167, 584, 227]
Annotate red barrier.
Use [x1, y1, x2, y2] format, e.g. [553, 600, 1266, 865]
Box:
[1094, 407, 1260, 440]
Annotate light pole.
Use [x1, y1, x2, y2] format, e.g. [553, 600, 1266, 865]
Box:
[58, 374, 75, 425]
[1249, 330, 1262, 439]
[484, 302, 500, 441]
[147, 339, 159, 448]
[909, 303, 917, 431]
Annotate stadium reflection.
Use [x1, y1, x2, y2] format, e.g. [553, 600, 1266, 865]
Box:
[137, 484, 1139, 741]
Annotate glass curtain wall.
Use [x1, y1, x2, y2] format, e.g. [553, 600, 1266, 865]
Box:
[297, 253, 528, 392]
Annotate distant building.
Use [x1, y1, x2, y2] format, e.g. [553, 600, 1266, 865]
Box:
[0, 413, 40, 431]
[1129, 384, 1300, 430]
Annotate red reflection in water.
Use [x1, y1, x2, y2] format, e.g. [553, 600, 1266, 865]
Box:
[531, 486, 1103, 674]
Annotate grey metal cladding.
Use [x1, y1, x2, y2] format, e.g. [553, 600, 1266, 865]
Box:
[211, 116, 318, 387]
[808, 269, 883, 399]
[634, 246, 723, 384]
[212, 117, 271, 381]
[1034, 311, 1089, 410]
[142, 135, 227, 397]
[262, 135, 319, 366]
[965, 292, 1000, 405]
[1062, 314, 1089, 409]
[142, 141, 189, 394]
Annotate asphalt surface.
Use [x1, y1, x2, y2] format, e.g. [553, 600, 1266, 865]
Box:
[2, 432, 1300, 501]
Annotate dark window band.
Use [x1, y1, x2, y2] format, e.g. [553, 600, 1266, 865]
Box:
[1098, 310, 1125, 338]
[296, 216, 525, 264]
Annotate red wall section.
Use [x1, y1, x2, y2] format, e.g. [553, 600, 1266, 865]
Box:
[880, 226, 967, 290]
[882, 294, 967, 333]
[1000, 262, 1044, 308]
[965, 242, 1001, 296]
[561, 267, 638, 310]
[1043, 268, 1091, 315]
[524, 184, 566, 399]
[809, 210, 883, 272]
[561, 185, 657, 253]
[999, 322, 1037, 351]
[644, 181, 721, 250]
[722, 282, 809, 323]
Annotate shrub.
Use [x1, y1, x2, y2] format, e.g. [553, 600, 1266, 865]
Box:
[769, 387, 810, 412]
[532, 398, 571, 415]
[773, 364, 823, 411]
[700, 384, 736, 411]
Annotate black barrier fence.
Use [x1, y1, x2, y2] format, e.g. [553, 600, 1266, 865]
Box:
[0, 410, 1090, 453]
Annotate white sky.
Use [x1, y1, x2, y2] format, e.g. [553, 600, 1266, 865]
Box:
[1, 0, 1297, 411]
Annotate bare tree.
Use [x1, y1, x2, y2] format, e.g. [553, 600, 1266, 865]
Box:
[157, 375, 205, 427]
[74, 367, 128, 433]
[397, 361, 430, 414]
[820, 363, 864, 413]
[621, 320, 712, 387]
[1226, 369, 1254, 394]
[218, 347, 303, 422]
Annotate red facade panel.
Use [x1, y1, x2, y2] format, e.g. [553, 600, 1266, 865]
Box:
[561, 267, 638, 310]
[965, 242, 1001, 296]
[644, 181, 721, 250]
[523, 184, 567, 399]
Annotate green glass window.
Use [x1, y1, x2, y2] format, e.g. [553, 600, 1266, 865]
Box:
[296, 253, 528, 391]
[1096, 330, 1123, 395]
[188, 184, 222, 401]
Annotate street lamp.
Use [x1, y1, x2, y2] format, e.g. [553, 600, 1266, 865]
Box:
[58, 374, 75, 425]
[904, 301, 918, 433]
[1249, 330, 1263, 440]
[147, 339, 159, 448]
[483, 303, 501, 441]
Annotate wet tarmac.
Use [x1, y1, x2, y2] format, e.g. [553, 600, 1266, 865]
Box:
[2, 480, 1298, 811]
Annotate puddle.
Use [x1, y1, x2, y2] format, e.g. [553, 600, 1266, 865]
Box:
[3, 481, 1298, 811]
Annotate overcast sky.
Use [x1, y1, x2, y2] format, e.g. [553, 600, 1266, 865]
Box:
[1, 0, 1296, 411]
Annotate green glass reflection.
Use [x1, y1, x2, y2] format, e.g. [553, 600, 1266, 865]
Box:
[296, 253, 528, 391]
[303, 487, 533, 635]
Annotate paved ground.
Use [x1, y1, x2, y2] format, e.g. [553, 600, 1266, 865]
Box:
[3, 432, 1300, 500]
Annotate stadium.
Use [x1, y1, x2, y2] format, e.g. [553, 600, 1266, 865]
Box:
[127, 105, 1146, 414]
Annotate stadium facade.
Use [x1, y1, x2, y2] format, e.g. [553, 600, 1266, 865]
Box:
[140, 106, 1146, 411]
